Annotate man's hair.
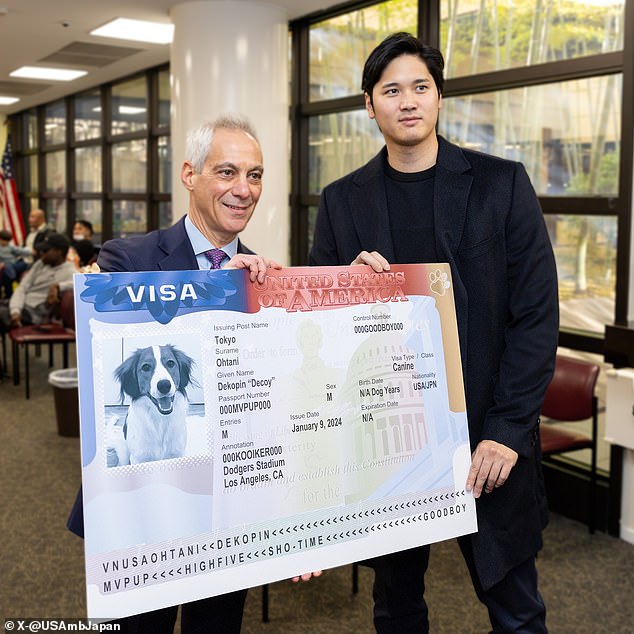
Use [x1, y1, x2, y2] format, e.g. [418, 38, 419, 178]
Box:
[74, 219, 93, 235]
[185, 114, 259, 173]
[0, 229, 12, 241]
[362, 32, 445, 103]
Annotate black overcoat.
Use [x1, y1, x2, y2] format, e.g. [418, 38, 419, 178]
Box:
[309, 135, 559, 590]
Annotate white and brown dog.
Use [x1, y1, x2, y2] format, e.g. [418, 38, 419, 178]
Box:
[109, 344, 196, 465]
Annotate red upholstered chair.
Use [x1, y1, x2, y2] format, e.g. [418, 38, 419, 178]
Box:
[9, 289, 76, 399]
[540, 355, 600, 533]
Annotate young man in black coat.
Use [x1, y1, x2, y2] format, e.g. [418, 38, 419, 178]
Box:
[309, 32, 558, 633]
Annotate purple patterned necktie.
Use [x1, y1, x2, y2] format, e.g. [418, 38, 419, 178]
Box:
[204, 248, 226, 269]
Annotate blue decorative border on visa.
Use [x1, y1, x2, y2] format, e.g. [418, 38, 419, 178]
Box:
[79, 270, 249, 324]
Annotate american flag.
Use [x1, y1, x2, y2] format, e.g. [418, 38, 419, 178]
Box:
[0, 136, 26, 246]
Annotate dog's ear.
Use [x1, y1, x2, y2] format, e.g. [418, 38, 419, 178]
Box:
[171, 347, 197, 395]
[114, 352, 140, 401]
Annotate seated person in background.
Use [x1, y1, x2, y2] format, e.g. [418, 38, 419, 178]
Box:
[24, 208, 54, 265]
[67, 219, 97, 269]
[0, 232, 76, 330]
[0, 229, 33, 298]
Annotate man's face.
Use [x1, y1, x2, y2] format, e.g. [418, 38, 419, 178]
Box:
[40, 247, 63, 266]
[29, 210, 45, 229]
[365, 54, 442, 152]
[182, 128, 263, 247]
[73, 223, 91, 239]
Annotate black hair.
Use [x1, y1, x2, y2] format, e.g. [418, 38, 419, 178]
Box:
[362, 32, 445, 104]
[0, 229, 13, 241]
[74, 219, 94, 234]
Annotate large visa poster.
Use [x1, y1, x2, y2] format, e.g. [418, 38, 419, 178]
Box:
[74, 263, 477, 619]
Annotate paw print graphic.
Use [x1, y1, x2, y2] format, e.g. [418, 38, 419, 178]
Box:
[429, 269, 450, 296]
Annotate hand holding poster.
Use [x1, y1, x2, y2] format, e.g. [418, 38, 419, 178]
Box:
[74, 263, 476, 619]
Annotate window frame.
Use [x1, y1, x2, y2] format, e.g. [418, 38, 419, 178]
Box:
[289, 0, 634, 354]
[8, 64, 171, 243]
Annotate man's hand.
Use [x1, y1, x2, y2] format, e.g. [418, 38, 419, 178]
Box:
[466, 440, 518, 498]
[291, 570, 322, 583]
[47, 283, 61, 305]
[222, 254, 282, 283]
[350, 250, 390, 272]
[9, 313, 22, 328]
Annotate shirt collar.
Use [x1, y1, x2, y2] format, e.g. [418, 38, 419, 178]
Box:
[184, 215, 238, 269]
[184, 215, 238, 256]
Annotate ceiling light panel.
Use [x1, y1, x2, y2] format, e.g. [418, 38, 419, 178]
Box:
[10, 66, 88, 81]
[90, 18, 174, 45]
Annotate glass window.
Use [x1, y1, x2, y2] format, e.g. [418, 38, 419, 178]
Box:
[158, 136, 171, 193]
[440, 0, 626, 78]
[112, 140, 147, 193]
[307, 205, 319, 255]
[113, 200, 147, 238]
[439, 74, 622, 196]
[26, 196, 38, 212]
[159, 201, 172, 229]
[547, 214, 617, 334]
[46, 199, 67, 233]
[111, 76, 148, 135]
[23, 110, 38, 149]
[158, 69, 171, 128]
[8, 64, 169, 244]
[75, 146, 102, 192]
[75, 200, 103, 243]
[309, 111, 384, 194]
[309, 0, 417, 101]
[74, 89, 102, 141]
[44, 101, 66, 146]
[45, 151, 66, 192]
[27, 155, 38, 192]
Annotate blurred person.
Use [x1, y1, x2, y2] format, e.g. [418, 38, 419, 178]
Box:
[0, 232, 75, 329]
[72, 219, 94, 241]
[68, 219, 96, 268]
[0, 229, 32, 297]
[23, 208, 53, 264]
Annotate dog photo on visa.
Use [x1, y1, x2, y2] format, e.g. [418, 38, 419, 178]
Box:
[102, 336, 205, 468]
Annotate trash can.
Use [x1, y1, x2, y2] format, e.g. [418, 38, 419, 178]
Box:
[48, 367, 80, 437]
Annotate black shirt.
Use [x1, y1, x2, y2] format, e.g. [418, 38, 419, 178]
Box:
[385, 159, 438, 264]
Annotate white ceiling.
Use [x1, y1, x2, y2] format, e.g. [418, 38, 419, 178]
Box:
[0, 0, 330, 116]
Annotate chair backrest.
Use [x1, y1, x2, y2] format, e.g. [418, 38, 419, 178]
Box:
[541, 355, 600, 421]
[59, 289, 75, 329]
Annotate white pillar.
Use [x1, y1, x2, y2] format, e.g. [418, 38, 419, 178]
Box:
[170, 1, 289, 264]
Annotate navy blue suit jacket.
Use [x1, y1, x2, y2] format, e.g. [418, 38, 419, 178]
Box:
[97, 215, 253, 272]
[309, 136, 559, 590]
[67, 216, 253, 536]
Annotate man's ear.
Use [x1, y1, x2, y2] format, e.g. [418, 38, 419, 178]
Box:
[364, 92, 375, 119]
[181, 161, 195, 191]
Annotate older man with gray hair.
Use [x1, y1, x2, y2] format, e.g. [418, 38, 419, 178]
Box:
[68, 114, 282, 633]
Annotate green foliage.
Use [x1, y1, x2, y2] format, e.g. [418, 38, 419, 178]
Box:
[441, 0, 624, 76]
[567, 151, 620, 196]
